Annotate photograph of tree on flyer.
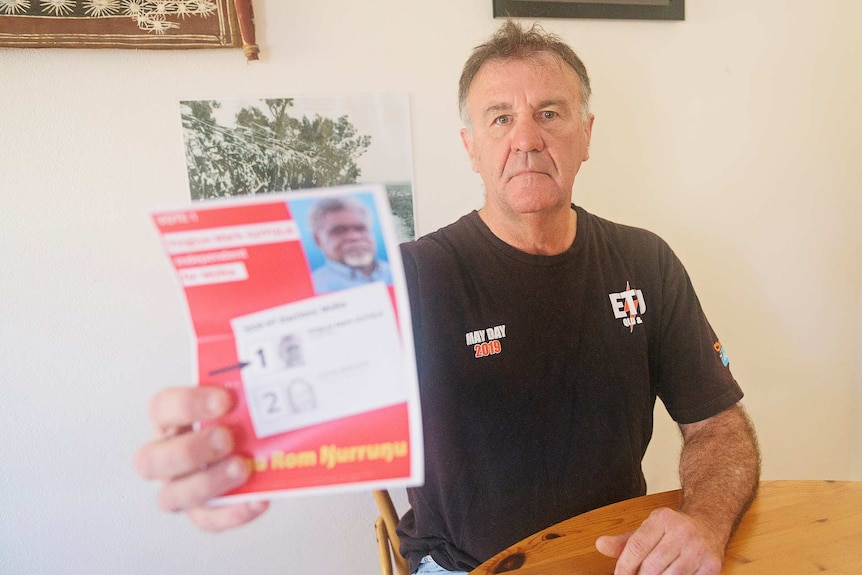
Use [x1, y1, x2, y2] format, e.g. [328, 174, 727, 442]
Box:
[179, 94, 416, 242]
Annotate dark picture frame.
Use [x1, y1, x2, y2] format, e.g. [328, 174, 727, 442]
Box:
[493, 0, 684, 21]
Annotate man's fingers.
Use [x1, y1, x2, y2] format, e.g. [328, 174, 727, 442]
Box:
[157, 455, 252, 512]
[187, 500, 271, 532]
[596, 532, 630, 558]
[614, 507, 687, 575]
[134, 425, 234, 480]
[612, 508, 675, 575]
[135, 386, 262, 528]
[148, 386, 233, 429]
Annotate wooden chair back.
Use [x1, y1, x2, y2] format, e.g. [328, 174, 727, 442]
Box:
[373, 489, 410, 575]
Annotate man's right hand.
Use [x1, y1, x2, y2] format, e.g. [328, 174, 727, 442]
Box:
[133, 386, 269, 532]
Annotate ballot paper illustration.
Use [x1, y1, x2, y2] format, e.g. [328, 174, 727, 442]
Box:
[152, 184, 423, 503]
[232, 283, 408, 439]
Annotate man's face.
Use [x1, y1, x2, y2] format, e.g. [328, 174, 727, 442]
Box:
[278, 336, 302, 366]
[314, 208, 376, 268]
[460, 53, 594, 218]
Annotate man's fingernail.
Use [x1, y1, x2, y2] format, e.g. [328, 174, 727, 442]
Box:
[206, 391, 226, 416]
[226, 458, 249, 480]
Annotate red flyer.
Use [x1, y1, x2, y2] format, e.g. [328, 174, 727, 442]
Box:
[152, 184, 423, 503]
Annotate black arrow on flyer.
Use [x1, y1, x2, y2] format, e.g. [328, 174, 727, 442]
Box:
[208, 361, 250, 376]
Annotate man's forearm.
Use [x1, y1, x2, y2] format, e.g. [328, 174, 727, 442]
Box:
[678, 403, 761, 548]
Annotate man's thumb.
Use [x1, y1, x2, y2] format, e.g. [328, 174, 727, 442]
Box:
[595, 532, 631, 558]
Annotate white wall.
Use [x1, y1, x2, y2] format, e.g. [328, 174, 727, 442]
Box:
[1, 1, 859, 573]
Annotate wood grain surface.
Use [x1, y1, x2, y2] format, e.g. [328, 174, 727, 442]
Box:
[470, 481, 862, 575]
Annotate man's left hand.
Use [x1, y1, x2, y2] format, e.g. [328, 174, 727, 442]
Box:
[595, 506, 724, 575]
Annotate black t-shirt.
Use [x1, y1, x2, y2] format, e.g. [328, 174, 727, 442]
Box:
[397, 206, 743, 572]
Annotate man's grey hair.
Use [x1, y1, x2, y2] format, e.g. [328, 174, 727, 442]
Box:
[309, 197, 370, 235]
[458, 20, 592, 127]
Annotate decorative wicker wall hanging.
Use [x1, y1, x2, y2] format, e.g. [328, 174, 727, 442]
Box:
[0, 0, 258, 60]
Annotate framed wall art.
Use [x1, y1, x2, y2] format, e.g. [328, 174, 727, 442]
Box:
[493, 0, 685, 21]
[0, 0, 259, 60]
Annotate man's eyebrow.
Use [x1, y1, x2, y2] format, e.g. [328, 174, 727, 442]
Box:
[536, 99, 569, 110]
[481, 102, 512, 118]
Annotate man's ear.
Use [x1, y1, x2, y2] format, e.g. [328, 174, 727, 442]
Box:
[460, 127, 480, 173]
[583, 114, 595, 162]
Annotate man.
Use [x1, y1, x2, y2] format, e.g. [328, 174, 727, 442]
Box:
[276, 334, 303, 369]
[308, 197, 392, 293]
[134, 21, 759, 575]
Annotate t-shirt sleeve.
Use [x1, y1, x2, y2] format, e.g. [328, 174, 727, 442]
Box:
[399, 242, 424, 349]
[651, 239, 744, 424]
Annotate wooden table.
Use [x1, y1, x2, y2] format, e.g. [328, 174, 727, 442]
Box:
[470, 481, 862, 574]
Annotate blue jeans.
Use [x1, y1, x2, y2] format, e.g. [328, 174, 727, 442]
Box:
[413, 555, 468, 575]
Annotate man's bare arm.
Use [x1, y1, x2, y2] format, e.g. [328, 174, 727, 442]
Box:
[677, 403, 761, 547]
[596, 403, 760, 575]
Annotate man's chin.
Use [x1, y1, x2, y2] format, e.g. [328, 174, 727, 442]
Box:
[343, 253, 375, 268]
[498, 182, 571, 213]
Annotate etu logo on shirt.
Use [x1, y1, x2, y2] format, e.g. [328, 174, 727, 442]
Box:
[609, 282, 646, 332]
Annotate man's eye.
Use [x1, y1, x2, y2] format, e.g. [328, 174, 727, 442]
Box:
[493, 116, 510, 125]
[331, 225, 367, 236]
[540, 111, 558, 120]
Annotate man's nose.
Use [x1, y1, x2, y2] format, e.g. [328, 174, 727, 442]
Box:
[344, 226, 368, 239]
[510, 118, 544, 153]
